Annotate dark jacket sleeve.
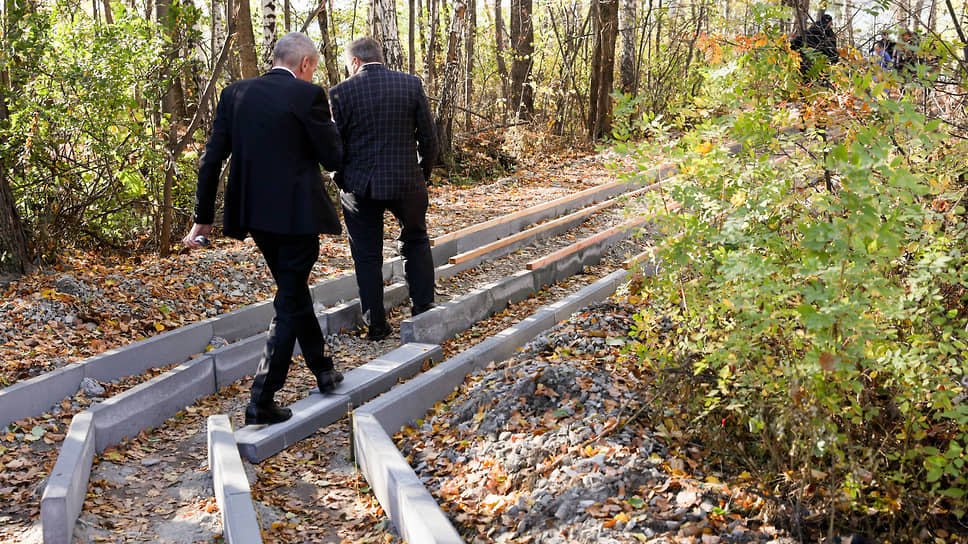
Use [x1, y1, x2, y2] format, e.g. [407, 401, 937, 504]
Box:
[305, 87, 343, 172]
[193, 87, 232, 224]
[414, 80, 439, 183]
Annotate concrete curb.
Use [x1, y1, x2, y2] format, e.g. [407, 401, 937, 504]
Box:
[353, 270, 630, 540]
[235, 343, 442, 463]
[208, 415, 263, 544]
[40, 412, 96, 544]
[88, 355, 217, 453]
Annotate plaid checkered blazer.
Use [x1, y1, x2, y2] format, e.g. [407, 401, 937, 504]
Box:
[330, 63, 438, 200]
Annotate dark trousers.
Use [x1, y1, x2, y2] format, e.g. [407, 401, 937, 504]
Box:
[340, 189, 435, 327]
[249, 230, 330, 406]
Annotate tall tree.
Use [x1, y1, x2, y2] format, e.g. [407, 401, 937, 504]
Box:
[371, 0, 406, 70]
[317, 2, 341, 86]
[262, 0, 278, 70]
[493, 0, 509, 106]
[619, 0, 636, 93]
[424, 0, 439, 90]
[509, 0, 534, 118]
[464, 0, 475, 130]
[588, 0, 618, 140]
[409, 0, 416, 73]
[0, 74, 30, 275]
[234, 0, 260, 78]
[435, 0, 467, 159]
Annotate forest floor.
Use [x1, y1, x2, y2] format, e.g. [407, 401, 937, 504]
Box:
[0, 134, 924, 543]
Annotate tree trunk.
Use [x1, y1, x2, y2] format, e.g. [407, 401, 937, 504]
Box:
[464, 0, 475, 131]
[284, 0, 290, 31]
[509, 0, 534, 118]
[434, 0, 467, 161]
[928, 0, 937, 32]
[619, 0, 635, 93]
[318, 5, 342, 87]
[0, 83, 30, 275]
[588, 0, 618, 141]
[371, 0, 406, 70]
[157, 0, 179, 256]
[102, 0, 114, 23]
[493, 0, 509, 108]
[234, 0, 260, 78]
[409, 0, 416, 73]
[424, 0, 439, 90]
[262, 0, 278, 71]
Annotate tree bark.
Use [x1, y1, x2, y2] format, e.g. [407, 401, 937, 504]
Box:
[101, 0, 114, 23]
[262, 0, 278, 71]
[493, 0, 509, 107]
[0, 81, 30, 275]
[509, 0, 534, 118]
[619, 0, 635, 93]
[371, 0, 406, 70]
[284, 0, 291, 31]
[464, 0, 475, 130]
[409, 0, 416, 73]
[425, 0, 439, 91]
[318, 5, 342, 87]
[234, 0, 260, 78]
[588, 0, 618, 141]
[434, 0, 467, 160]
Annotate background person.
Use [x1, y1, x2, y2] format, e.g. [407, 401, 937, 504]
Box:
[183, 32, 344, 425]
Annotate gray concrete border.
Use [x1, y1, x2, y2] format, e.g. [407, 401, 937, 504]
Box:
[235, 343, 442, 463]
[88, 355, 217, 452]
[353, 270, 630, 541]
[208, 415, 262, 544]
[40, 412, 96, 544]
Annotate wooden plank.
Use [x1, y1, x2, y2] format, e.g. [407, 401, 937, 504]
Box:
[430, 179, 626, 247]
[526, 202, 681, 271]
[447, 184, 657, 266]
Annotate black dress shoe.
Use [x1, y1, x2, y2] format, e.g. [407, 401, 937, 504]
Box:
[244, 401, 292, 425]
[366, 323, 392, 341]
[412, 303, 438, 317]
[314, 369, 344, 393]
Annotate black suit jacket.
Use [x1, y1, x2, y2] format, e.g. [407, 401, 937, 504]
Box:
[329, 64, 438, 200]
[194, 69, 343, 240]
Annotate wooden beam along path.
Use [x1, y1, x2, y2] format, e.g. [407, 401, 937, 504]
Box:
[526, 202, 683, 271]
[447, 182, 664, 266]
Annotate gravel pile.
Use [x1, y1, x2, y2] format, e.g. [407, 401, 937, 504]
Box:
[400, 301, 796, 544]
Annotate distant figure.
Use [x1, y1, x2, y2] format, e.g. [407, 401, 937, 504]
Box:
[894, 29, 921, 76]
[791, 12, 838, 79]
[873, 41, 893, 70]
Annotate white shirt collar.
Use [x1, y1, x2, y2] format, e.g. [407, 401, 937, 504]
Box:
[271, 66, 297, 78]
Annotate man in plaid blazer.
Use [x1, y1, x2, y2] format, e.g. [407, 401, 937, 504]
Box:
[330, 37, 439, 341]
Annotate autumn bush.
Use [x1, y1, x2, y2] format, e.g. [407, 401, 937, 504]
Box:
[2, 3, 198, 258]
[621, 28, 968, 538]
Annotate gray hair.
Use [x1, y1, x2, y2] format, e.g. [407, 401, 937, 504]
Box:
[273, 32, 319, 68]
[345, 37, 384, 64]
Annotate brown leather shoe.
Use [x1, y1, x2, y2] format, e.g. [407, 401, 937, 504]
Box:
[244, 401, 292, 425]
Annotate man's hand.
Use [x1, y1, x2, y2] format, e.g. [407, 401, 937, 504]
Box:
[182, 223, 213, 249]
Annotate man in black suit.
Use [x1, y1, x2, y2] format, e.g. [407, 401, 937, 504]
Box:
[329, 37, 439, 341]
[183, 32, 344, 425]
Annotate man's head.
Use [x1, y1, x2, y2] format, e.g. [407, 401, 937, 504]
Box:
[820, 13, 832, 27]
[344, 38, 384, 76]
[273, 32, 319, 82]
